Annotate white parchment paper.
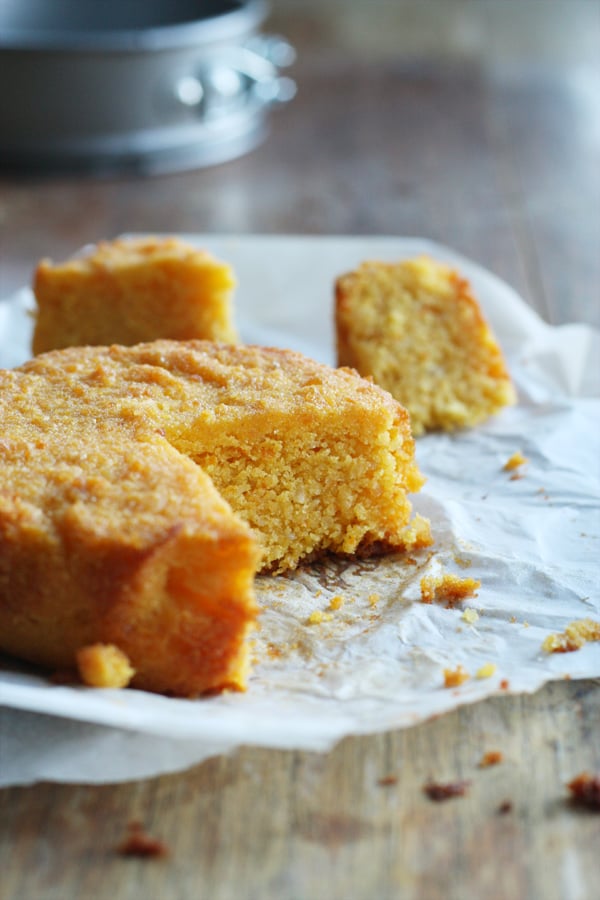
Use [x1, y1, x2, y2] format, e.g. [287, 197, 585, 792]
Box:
[0, 235, 598, 786]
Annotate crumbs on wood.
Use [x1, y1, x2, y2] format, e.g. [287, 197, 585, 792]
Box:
[567, 773, 600, 812]
[478, 750, 504, 768]
[117, 821, 170, 859]
[423, 780, 471, 802]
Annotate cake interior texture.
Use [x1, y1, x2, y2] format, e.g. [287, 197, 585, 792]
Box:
[335, 256, 516, 435]
[32, 236, 238, 355]
[0, 340, 429, 696]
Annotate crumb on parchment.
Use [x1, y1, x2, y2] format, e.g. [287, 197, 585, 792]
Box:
[461, 608, 479, 624]
[76, 643, 135, 689]
[542, 619, 600, 654]
[421, 573, 481, 606]
[476, 662, 497, 679]
[328, 594, 344, 610]
[503, 451, 528, 471]
[306, 610, 334, 625]
[443, 664, 470, 688]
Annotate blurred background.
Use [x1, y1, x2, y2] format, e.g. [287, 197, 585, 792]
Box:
[273, 0, 600, 67]
[0, 0, 598, 325]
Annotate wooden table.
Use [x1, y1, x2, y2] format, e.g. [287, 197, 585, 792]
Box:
[1, 3, 598, 898]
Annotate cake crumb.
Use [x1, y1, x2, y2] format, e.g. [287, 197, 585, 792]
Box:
[306, 610, 334, 625]
[328, 594, 344, 611]
[266, 642, 283, 659]
[503, 451, 528, 472]
[421, 573, 481, 607]
[543, 619, 600, 654]
[443, 664, 470, 688]
[377, 775, 398, 787]
[479, 750, 504, 768]
[399, 514, 434, 550]
[368, 593, 380, 608]
[76, 643, 135, 689]
[497, 800, 513, 815]
[423, 780, 471, 802]
[117, 821, 169, 859]
[461, 608, 479, 625]
[476, 662, 497, 679]
[567, 772, 600, 811]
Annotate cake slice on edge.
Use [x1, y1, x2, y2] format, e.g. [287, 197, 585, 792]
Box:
[32, 235, 238, 355]
[0, 384, 260, 697]
[335, 256, 516, 435]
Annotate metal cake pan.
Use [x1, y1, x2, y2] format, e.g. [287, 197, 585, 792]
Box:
[0, 0, 295, 174]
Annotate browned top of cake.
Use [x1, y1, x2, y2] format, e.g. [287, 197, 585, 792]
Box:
[15, 340, 414, 442]
[39, 236, 230, 274]
[4, 340, 427, 573]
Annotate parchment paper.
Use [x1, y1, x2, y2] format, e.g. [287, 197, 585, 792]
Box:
[0, 235, 598, 786]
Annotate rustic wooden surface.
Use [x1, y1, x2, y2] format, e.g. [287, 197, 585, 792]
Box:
[0, 2, 599, 898]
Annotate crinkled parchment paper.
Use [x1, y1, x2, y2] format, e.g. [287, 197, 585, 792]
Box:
[0, 235, 598, 786]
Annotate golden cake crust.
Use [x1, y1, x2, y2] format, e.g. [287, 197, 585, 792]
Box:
[0, 371, 260, 695]
[335, 256, 516, 435]
[32, 236, 238, 355]
[1, 340, 429, 695]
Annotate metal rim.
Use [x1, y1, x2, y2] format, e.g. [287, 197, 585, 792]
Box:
[0, 0, 268, 53]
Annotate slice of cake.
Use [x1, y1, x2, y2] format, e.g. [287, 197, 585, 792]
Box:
[0, 368, 260, 697]
[32, 236, 238, 355]
[335, 256, 516, 435]
[0, 340, 429, 695]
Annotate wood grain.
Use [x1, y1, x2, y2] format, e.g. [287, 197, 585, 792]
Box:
[0, 2, 599, 898]
[0, 680, 598, 900]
